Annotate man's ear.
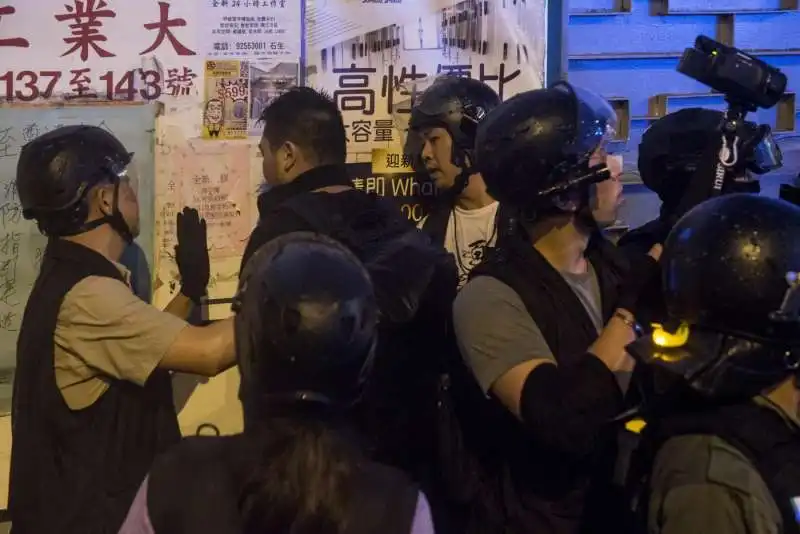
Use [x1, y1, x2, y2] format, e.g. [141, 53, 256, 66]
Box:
[93, 185, 113, 217]
[282, 141, 298, 173]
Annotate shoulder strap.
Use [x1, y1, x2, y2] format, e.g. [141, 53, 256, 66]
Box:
[279, 194, 341, 234]
[421, 202, 453, 246]
[493, 203, 519, 249]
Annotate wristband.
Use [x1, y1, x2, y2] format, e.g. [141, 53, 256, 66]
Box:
[614, 310, 642, 336]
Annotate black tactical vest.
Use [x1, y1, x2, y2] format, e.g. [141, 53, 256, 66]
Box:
[146, 434, 421, 534]
[645, 402, 800, 534]
[10, 239, 180, 534]
[450, 233, 627, 534]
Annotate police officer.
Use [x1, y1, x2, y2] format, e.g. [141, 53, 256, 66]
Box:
[451, 84, 660, 533]
[408, 76, 509, 286]
[618, 107, 781, 332]
[11, 126, 237, 534]
[619, 107, 768, 255]
[626, 193, 800, 534]
[119, 233, 435, 534]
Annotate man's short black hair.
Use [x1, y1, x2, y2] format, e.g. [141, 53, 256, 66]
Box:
[259, 87, 347, 165]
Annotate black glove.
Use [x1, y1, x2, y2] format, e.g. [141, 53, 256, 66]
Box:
[617, 250, 660, 317]
[175, 207, 210, 304]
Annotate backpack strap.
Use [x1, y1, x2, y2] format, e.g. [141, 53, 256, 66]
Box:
[421, 202, 453, 246]
[279, 194, 343, 235]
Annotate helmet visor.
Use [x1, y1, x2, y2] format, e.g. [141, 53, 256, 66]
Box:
[750, 129, 783, 174]
[552, 82, 618, 157]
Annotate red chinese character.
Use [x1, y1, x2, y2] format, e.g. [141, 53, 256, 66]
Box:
[54, 0, 116, 61]
[165, 67, 197, 96]
[141, 2, 196, 56]
[0, 6, 30, 48]
[66, 68, 97, 99]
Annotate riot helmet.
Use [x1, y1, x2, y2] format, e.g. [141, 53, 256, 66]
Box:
[638, 107, 782, 221]
[473, 82, 617, 216]
[16, 125, 138, 242]
[627, 194, 800, 401]
[408, 76, 500, 194]
[234, 232, 379, 418]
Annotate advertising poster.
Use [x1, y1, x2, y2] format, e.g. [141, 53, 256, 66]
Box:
[305, 0, 548, 223]
[198, 0, 302, 135]
[203, 59, 250, 139]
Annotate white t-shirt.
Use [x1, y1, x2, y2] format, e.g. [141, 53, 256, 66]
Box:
[420, 202, 500, 287]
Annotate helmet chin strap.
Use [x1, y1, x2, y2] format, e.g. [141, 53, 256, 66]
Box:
[443, 148, 474, 199]
[77, 180, 134, 243]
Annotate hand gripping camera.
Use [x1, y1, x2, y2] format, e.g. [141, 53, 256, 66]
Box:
[678, 36, 787, 194]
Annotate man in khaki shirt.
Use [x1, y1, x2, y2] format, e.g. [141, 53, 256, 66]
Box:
[10, 125, 238, 534]
[53, 259, 195, 410]
[626, 194, 800, 534]
[645, 397, 796, 534]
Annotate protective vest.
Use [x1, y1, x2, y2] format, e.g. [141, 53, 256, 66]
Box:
[636, 402, 800, 534]
[446, 233, 627, 534]
[146, 434, 420, 534]
[10, 239, 179, 534]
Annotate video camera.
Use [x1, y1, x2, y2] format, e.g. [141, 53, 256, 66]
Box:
[678, 36, 786, 192]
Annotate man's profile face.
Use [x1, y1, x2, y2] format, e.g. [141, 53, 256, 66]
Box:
[589, 148, 624, 227]
[118, 173, 141, 238]
[90, 167, 141, 238]
[419, 126, 462, 191]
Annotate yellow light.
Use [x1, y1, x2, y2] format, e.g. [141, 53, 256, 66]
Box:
[625, 418, 647, 434]
[651, 322, 690, 348]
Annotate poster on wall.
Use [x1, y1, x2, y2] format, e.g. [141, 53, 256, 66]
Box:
[304, 0, 548, 223]
[203, 60, 250, 139]
[197, 0, 302, 134]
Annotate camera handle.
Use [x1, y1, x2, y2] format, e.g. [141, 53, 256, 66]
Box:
[711, 100, 751, 197]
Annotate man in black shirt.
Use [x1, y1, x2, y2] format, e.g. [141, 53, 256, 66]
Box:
[240, 87, 457, 515]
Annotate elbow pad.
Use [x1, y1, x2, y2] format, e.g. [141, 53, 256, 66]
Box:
[520, 356, 623, 458]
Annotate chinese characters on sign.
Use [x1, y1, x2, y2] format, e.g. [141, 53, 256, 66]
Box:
[0, 68, 198, 101]
[156, 142, 252, 259]
[141, 1, 196, 56]
[201, 0, 302, 60]
[0, 122, 59, 340]
[0, 5, 29, 48]
[331, 62, 522, 144]
[54, 0, 196, 59]
[1, 1, 197, 101]
[55, 0, 117, 61]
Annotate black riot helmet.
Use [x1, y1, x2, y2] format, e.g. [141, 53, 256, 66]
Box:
[638, 107, 781, 221]
[627, 194, 800, 401]
[474, 82, 617, 215]
[16, 125, 136, 242]
[408, 76, 500, 194]
[233, 232, 379, 419]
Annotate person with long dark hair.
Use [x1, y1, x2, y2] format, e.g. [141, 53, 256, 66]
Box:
[118, 232, 434, 534]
